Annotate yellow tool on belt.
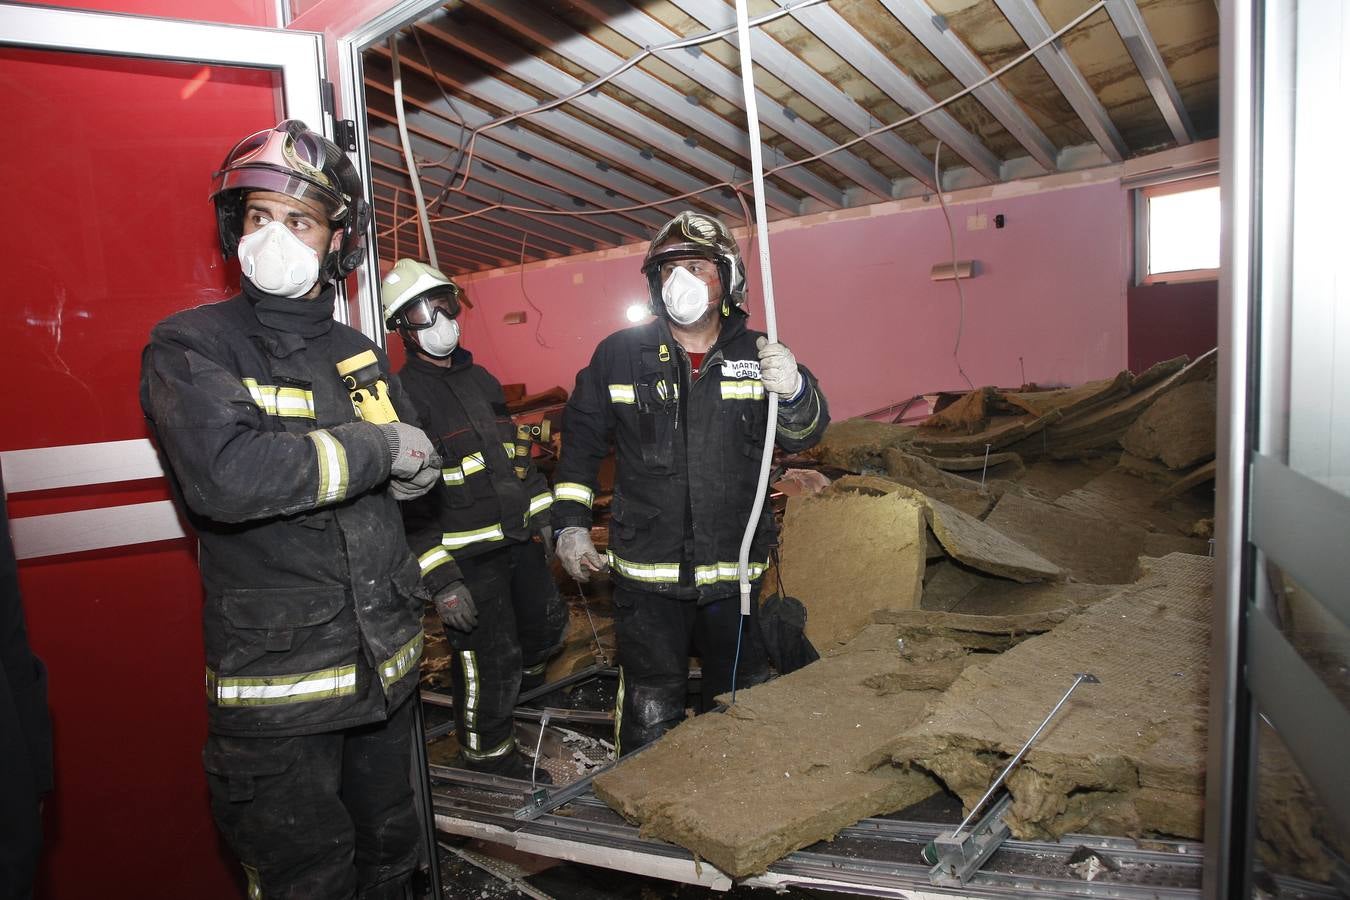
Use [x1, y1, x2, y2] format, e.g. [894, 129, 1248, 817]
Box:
[513, 419, 551, 480]
[336, 350, 400, 425]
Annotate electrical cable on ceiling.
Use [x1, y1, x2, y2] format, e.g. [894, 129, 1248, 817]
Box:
[378, 0, 1108, 241]
[729, 0, 779, 704]
[389, 36, 437, 269]
[933, 140, 975, 391]
[410, 25, 469, 214]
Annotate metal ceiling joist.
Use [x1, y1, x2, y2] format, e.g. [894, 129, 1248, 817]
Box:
[367, 138, 618, 253]
[372, 196, 511, 268]
[460, 0, 852, 210]
[572, 0, 905, 199]
[365, 101, 656, 242]
[420, 17, 807, 216]
[869, 0, 1060, 171]
[993, 0, 1129, 162]
[368, 52, 701, 228]
[771, 0, 1000, 180]
[366, 128, 637, 247]
[1103, 0, 1195, 145]
[668, 0, 997, 184]
[391, 32, 742, 221]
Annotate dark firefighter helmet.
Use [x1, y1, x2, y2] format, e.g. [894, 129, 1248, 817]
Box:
[209, 119, 371, 281]
[639, 211, 748, 317]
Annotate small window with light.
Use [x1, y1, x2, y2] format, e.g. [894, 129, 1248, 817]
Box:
[1135, 175, 1220, 285]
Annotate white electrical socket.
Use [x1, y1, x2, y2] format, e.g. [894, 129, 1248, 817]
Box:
[966, 213, 988, 231]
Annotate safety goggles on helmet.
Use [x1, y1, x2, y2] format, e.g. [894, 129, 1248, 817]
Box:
[640, 211, 747, 317]
[387, 286, 462, 331]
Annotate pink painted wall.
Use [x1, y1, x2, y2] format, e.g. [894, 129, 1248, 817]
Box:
[449, 180, 1130, 420]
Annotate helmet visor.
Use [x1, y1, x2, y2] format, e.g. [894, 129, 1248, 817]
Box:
[389, 287, 461, 330]
[211, 124, 347, 218]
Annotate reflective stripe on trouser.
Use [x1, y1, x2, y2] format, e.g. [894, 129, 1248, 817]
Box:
[611, 583, 772, 754]
[446, 546, 524, 771]
[203, 698, 421, 898]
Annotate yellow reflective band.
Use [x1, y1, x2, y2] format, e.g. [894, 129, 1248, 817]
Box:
[777, 388, 821, 440]
[523, 662, 546, 676]
[694, 559, 769, 586]
[462, 735, 516, 762]
[242, 378, 316, 419]
[419, 546, 454, 575]
[442, 524, 505, 550]
[720, 379, 765, 401]
[461, 453, 486, 476]
[606, 551, 681, 583]
[308, 430, 349, 505]
[379, 630, 424, 690]
[527, 492, 553, 518]
[554, 482, 594, 507]
[608, 384, 636, 404]
[442, 466, 465, 486]
[503, 442, 517, 459]
[208, 664, 357, 707]
[461, 651, 479, 734]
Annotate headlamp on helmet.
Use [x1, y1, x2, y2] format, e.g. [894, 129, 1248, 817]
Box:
[640, 211, 747, 319]
[210, 119, 371, 282]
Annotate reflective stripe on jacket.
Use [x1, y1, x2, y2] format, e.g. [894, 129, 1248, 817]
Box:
[551, 316, 828, 602]
[140, 291, 424, 737]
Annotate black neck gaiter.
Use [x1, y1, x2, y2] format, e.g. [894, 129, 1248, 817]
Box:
[244, 279, 336, 338]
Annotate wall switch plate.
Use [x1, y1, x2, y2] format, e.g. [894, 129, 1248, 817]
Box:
[966, 213, 988, 231]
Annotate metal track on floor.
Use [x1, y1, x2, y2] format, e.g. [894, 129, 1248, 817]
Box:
[426, 766, 1343, 899]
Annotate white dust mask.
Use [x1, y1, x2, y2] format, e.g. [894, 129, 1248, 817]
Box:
[417, 316, 460, 358]
[661, 266, 711, 326]
[237, 221, 322, 299]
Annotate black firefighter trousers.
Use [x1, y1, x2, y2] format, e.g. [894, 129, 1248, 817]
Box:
[203, 696, 421, 899]
[612, 582, 772, 755]
[446, 540, 567, 772]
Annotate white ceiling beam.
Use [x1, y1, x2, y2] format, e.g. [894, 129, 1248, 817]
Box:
[1104, 0, 1196, 145]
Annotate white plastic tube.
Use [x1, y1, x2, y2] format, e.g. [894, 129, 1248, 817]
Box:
[390, 37, 437, 270]
[732, 0, 779, 617]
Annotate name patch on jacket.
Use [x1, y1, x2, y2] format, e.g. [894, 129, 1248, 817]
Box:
[721, 359, 762, 379]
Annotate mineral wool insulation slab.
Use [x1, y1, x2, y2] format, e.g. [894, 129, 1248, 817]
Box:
[593, 624, 956, 878]
[779, 492, 925, 651]
[885, 553, 1212, 842]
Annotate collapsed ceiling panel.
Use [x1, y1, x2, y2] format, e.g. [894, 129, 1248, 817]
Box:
[362, 0, 1219, 274]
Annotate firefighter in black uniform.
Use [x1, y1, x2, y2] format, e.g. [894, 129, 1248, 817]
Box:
[551, 211, 829, 753]
[381, 259, 566, 779]
[140, 120, 437, 898]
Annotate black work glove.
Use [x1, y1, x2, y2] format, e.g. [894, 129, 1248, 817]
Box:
[433, 581, 477, 632]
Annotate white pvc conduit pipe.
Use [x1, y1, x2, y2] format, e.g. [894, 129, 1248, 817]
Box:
[732, 0, 779, 618]
[390, 37, 438, 270]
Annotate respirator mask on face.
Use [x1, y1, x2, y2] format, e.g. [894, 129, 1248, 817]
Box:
[237, 221, 322, 299]
[661, 266, 711, 326]
[417, 316, 460, 358]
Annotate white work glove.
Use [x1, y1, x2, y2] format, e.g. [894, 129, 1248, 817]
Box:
[434, 581, 477, 632]
[378, 422, 441, 479]
[556, 526, 608, 583]
[755, 336, 803, 399]
[536, 524, 556, 565]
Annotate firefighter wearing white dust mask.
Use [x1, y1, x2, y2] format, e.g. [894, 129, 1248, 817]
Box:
[382, 259, 567, 780]
[141, 120, 439, 898]
[551, 211, 829, 753]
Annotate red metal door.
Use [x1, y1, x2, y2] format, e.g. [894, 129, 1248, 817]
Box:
[1, 9, 327, 897]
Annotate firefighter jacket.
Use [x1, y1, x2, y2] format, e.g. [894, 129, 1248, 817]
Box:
[140, 286, 425, 738]
[395, 347, 553, 597]
[550, 315, 828, 602]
